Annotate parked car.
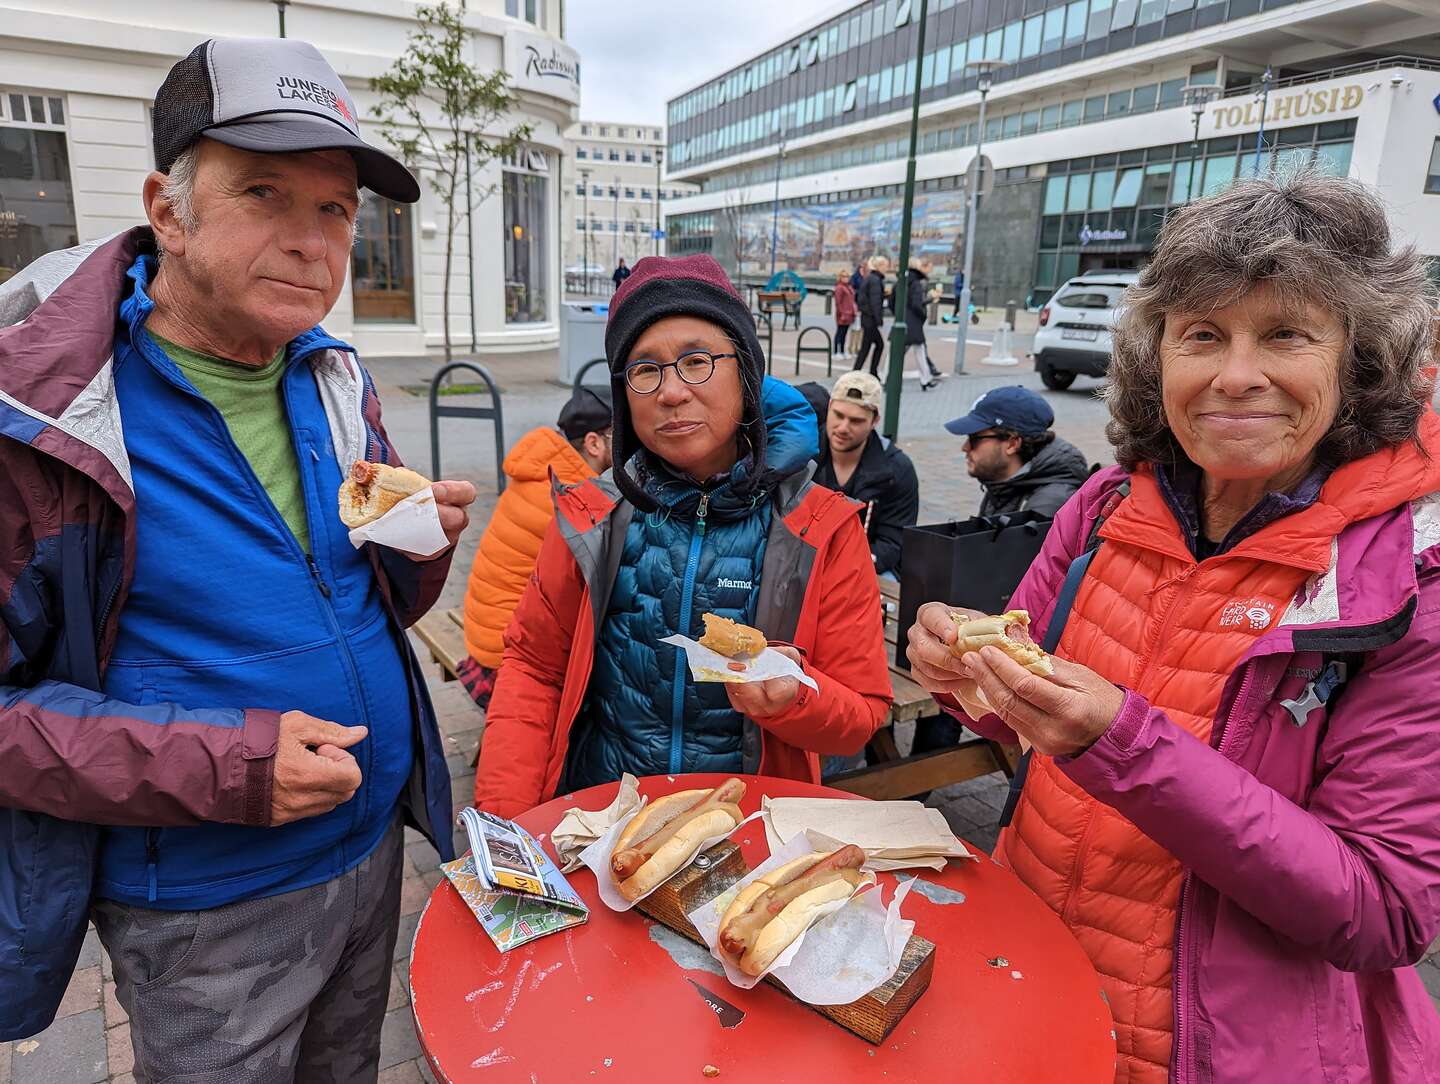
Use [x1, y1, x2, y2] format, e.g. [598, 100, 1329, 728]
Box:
[1031, 270, 1139, 390]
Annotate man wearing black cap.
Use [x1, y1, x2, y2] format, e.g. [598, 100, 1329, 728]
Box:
[0, 37, 475, 1077]
[945, 386, 1091, 519]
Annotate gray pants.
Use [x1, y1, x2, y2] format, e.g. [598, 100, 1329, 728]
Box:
[94, 817, 404, 1084]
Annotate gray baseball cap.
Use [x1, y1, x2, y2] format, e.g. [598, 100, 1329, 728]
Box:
[152, 38, 419, 203]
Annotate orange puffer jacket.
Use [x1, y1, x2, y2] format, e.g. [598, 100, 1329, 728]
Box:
[999, 468, 1324, 1083]
[463, 427, 597, 667]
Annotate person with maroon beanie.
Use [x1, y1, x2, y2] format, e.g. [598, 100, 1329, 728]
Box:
[477, 255, 893, 815]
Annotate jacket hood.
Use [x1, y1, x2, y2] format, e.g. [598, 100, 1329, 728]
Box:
[504, 426, 592, 484]
[991, 436, 1090, 495]
[638, 375, 818, 521]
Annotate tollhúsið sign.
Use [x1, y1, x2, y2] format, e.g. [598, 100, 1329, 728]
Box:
[1210, 84, 1363, 133]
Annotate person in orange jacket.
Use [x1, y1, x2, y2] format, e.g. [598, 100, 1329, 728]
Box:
[459, 387, 612, 708]
[475, 255, 892, 817]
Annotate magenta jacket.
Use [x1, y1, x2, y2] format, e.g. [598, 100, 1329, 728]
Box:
[952, 467, 1440, 1083]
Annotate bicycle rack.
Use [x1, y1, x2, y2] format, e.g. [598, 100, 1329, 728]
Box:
[794, 325, 835, 378]
[572, 356, 610, 393]
[429, 362, 506, 494]
[754, 310, 775, 374]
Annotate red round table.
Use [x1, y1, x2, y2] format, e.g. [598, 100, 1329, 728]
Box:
[409, 774, 1115, 1083]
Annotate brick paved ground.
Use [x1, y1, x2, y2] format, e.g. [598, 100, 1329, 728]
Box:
[6, 298, 1438, 1078]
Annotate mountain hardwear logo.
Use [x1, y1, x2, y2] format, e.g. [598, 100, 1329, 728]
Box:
[1219, 600, 1274, 630]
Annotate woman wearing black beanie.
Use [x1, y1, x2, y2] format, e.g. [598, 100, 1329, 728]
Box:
[476, 255, 893, 816]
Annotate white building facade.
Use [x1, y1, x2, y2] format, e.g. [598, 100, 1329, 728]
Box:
[664, 0, 1440, 306]
[559, 119, 696, 291]
[0, 0, 580, 356]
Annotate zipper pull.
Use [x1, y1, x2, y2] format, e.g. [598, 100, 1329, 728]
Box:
[306, 553, 332, 598]
[696, 493, 709, 534]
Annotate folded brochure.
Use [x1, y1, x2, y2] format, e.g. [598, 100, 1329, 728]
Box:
[442, 807, 588, 952]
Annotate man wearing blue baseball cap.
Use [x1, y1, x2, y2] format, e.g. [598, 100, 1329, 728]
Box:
[945, 386, 1090, 518]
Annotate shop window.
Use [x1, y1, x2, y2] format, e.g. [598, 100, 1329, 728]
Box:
[1035, 251, 1058, 289]
[1061, 216, 1084, 246]
[1057, 251, 1081, 283]
[503, 170, 548, 324]
[0, 119, 78, 285]
[351, 197, 416, 322]
[1040, 214, 1063, 247]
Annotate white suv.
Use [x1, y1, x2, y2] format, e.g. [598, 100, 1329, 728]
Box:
[1031, 271, 1139, 390]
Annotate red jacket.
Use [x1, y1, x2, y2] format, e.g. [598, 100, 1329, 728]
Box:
[834, 281, 857, 325]
[475, 473, 892, 817]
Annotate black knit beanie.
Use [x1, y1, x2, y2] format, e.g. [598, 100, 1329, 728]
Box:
[604, 254, 768, 513]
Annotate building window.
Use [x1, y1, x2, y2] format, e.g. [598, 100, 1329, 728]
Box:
[599, 126, 609, 136]
[576, 148, 587, 159]
[1427, 139, 1440, 195]
[642, 151, 652, 163]
[608, 150, 619, 161]
[624, 187, 635, 199]
[617, 127, 627, 138]
[625, 150, 636, 162]
[504, 0, 539, 24]
[581, 124, 591, 135]
[351, 197, 416, 323]
[503, 170, 548, 324]
[0, 89, 77, 285]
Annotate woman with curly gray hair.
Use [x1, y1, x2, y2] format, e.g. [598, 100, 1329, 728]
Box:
[907, 172, 1440, 1083]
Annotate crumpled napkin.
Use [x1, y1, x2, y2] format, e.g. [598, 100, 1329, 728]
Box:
[345, 487, 448, 557]
[660, 635, 819, 690]
[550, 773, 642, 872]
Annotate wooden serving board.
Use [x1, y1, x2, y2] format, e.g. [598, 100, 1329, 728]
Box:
[634, 841, 936, 1044]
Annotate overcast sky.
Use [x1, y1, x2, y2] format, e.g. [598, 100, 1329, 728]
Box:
[567, 0, 840, 127]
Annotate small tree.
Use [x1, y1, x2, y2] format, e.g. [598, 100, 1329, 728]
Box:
[371, 0, 533, 361]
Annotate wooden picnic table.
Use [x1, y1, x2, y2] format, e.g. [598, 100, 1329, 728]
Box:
[755, 288, 803, 329]
[408, 773, 1115, 1083]
[411, 579, 1015, 801]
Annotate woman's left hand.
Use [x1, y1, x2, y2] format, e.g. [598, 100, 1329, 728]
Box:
[726, 645, 804, 717]
[964, 646, 1126, 757]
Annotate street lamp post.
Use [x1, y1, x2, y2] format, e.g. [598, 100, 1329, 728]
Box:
[612, 175, 620, 281]
[272, 0, 288, 36]
[1251, 66, 1274, 176]
[654, 147, 663, 257]
[881, 0, 930, 441]
[769, 116, 787, 278]
[954, 59, 1001, 376]
[580, 166, 592, 295]
[1182, 83, 1221, 197]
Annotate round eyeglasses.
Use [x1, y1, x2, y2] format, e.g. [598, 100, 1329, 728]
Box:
[623, 350, 737, 395]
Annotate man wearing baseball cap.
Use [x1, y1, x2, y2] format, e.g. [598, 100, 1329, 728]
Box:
[814, 371, 920, 579]
[945, 386, 1090, 519]
[0, 37, 475, 1077]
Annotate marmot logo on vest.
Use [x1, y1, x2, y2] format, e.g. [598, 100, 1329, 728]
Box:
[276, 76, 353, 122]
[716, 578, 752, 591]
[1220, 600, 1274, 630]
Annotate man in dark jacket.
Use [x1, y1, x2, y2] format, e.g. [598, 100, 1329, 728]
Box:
[612, 257, 632, 290]
[814, 372, 919, 579]
[945, 386, 1090, 518]
[0, 39, 474, 1077]
[854, 256, 888, 376]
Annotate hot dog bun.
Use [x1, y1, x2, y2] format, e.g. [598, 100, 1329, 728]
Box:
[740, 877, 856, 975]
[617, 807, 741, 902]
[949, 609, 1053, 675]
[699, 613, 767, 658]
[610, 780, 747, 902]
[338, 461, 431, 528]
[717, 848, 866, 976]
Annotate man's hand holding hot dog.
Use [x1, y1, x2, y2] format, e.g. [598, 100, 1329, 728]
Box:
[407, 480, 477, 562]
[725, 644, 804, 717]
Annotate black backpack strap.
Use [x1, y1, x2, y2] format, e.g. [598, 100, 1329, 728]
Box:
[997, 480, 1129, 831]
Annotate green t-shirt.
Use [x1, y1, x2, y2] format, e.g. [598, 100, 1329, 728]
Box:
[152, 333, 311, 553]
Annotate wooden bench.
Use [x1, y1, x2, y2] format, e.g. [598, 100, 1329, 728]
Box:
[755, 289, 803, 330]
[411, 582, 1015, 801]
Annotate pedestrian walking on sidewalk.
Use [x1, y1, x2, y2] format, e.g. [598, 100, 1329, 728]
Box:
[854, 255, 888, 377]
[833, 269, 856, 360]
[905, 258, 944, 390]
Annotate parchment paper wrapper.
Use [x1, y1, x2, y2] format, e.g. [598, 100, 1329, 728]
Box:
[578, 802, 763, 912]
[551, 774, 642, 872]
[660, 634, 819, 690]
[761, 797, 974, 872]
[687, 830, 913, 1002]
[346, 487, 448, 557]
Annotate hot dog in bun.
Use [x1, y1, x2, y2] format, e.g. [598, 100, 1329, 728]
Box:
[610, 778, 746, 902]
[338, 461, 431, 528]
[948, 609, 1052, 718]
[717, 844, 867, 976]
[699, 614, 767, 659]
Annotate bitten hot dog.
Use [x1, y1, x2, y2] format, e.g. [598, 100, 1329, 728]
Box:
[717, 844, 867, 976]
[338, 461, 431, 528]
[947, 609, 1053, 719]
[609, 779, 746, 902]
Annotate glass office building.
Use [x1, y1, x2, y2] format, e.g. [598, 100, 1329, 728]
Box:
[664, 0, 1440, 306]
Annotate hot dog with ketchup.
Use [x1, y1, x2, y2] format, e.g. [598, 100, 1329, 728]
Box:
[717, 844, 867, 976]
[609, 778, 746, 902]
